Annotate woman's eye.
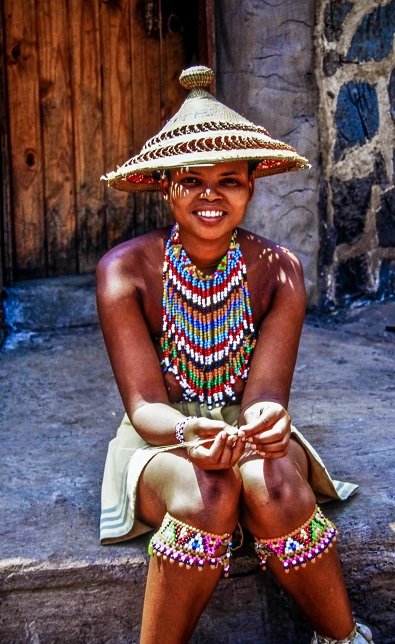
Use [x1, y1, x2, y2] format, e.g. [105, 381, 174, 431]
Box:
[222, 178, 239, 185]
[180, 177, 198, 185]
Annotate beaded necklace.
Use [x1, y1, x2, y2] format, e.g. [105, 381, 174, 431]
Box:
[160, 223, 256, 408]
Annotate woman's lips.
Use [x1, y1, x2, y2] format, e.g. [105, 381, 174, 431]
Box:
[193, 210, 227, 219]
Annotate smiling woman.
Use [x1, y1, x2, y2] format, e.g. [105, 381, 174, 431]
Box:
[161, 163, 254, 250]
[97, 67, 372, 644]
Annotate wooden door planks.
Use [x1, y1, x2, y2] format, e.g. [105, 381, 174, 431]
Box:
[160, 1, 188, 127]
[0, 2, 13, 286]
[69, 0, 107, 273]
[1, 0, 211, 280]
[99, 0, 134, 248]
[37, 0, 77, 276]
[4, 0, 45, 279]
[130, 0, 167, 237]
[130, 0, 161, 154]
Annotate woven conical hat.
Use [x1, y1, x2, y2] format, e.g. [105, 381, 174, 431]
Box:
[102, 66, 310, 192]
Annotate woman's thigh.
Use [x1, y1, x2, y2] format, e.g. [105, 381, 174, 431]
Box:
[136, 448, 242, 534]
[238, 438, 316, 536]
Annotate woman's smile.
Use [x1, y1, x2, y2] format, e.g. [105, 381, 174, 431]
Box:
[193, 209, 227, 220]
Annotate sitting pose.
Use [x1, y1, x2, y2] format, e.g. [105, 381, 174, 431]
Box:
[98, 66, 372, 643]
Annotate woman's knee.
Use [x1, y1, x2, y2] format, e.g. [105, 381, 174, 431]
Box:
[240, 455, 315, 536]
[138, 452, 242, 533]
[170, 466, 242, 534]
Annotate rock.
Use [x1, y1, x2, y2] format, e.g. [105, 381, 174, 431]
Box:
[377, 187, 395, 248]
[346, 1, 395, 63]
[324, 1, 353, 42]
[334, 82, 379, 161]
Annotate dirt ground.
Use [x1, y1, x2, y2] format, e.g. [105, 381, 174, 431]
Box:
[0, 299, 394, 642]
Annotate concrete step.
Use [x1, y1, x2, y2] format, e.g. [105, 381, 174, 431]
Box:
[0, 548, 310, 644]
[0, 303, 394, 642]
[3, 275, 98, 337]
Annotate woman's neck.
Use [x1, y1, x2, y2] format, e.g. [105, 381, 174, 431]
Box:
[176, 227, 235, 275]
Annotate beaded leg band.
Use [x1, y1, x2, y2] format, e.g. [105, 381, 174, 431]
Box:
[254, 505, 338, 573]
[148, 512, 232, 577]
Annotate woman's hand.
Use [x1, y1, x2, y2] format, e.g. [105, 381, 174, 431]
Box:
[237, 402, 291, 459]
[183, 417, 245, 470]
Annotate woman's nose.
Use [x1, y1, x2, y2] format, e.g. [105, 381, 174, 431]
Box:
[200, 186, 221, 200]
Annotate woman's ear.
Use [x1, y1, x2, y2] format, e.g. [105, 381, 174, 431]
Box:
[161, 173, 171, 202]
[248, 175, 255, 202]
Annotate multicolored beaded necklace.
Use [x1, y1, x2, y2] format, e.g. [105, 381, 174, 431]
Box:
[160, 223, 256, 408]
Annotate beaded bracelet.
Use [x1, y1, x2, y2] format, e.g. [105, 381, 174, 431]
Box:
[175, 416, 196, 445]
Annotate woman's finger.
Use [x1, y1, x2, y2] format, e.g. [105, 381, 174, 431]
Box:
[188, 432, 245, 469]
[187, 431, 226, 463]
[228, 437, 247, 464]
[239, 404, 290, 438]
[185, 418, 238, 443]
[250, 435, 289, 453]
[252, 445, 290, 459]
[245, 420, 290, 447]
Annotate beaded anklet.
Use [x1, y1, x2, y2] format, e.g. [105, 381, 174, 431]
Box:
[254, 505, 338, 573]
[148, 512, 232, 577]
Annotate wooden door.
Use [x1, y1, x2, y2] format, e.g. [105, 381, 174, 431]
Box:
[0, 0, 214, 283]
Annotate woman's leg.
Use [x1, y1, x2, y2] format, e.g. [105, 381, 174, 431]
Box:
[239, 440, 355, 640]
[136, 448, 242, 644]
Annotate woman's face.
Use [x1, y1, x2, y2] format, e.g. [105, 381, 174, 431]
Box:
[161, 161, 254, 241]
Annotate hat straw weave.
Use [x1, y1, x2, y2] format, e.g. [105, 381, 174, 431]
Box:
[102, 65, 310, 192]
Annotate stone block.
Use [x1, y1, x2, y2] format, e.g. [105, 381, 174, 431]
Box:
[346, 1, 395, 63]
[331, 176, 372, 246]
[378, 259, 395, 299]
[334, 82, 379, 161]
[389, 67, 395, 123]
[331, 153, 388, 247]
[323, 50, 341, 77]
[335, 255, 368, 303]
[377, 187, 395, 247]
[324, 1, 353, 43]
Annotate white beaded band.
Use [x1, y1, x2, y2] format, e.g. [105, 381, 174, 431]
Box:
[175, 416, 196, 445]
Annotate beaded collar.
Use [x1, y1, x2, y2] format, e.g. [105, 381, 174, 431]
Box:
[160, 223, 256, 408]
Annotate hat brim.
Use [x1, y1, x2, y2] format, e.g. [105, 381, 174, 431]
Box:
[105, 153, 310, 193]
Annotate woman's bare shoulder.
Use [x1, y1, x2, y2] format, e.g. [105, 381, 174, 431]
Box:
[98, 227, 169, 272]
[96, 227, 170, 298]
[238, 227, 303, 276]
[237, 227, 306, 325]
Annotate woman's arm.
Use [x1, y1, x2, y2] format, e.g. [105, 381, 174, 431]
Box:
[96, 241, 243, 467]
[96, 243, 180, 442]
[238, 246, 307, 457]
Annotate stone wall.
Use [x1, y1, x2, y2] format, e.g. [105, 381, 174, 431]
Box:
[215, 0, 395, 309]
[215, 0, 321, 304]
[316, 0, 395, 308]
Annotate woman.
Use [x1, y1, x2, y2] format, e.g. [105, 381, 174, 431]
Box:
[98, 66, 372, 643]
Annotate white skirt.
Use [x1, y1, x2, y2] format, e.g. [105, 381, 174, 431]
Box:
[100, 401, 358, 544]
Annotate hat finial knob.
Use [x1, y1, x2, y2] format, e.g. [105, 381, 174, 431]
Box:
[179, 66, 214, 91]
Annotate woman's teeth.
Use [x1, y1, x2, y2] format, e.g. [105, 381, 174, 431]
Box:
[195, 210, 224, 218]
